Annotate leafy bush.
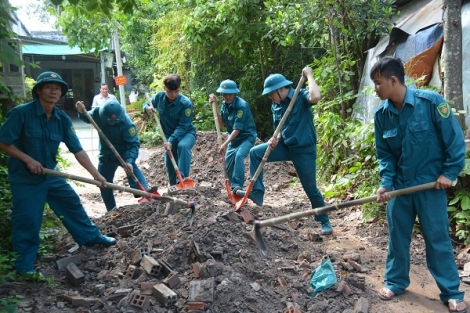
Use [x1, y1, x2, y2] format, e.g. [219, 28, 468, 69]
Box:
[0, 295, 23, 313]
[192, 89, 218, 132]
[139, 130, 162, 147]
[126, 98, 146, 113]
[448, 151, 470, 244]
[316, 112, 382, 219]
[0, 146, 69, 281]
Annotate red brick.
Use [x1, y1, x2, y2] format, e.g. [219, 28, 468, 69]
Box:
[278, 277, 287, 287]
[187, 302, 205, 310]
[163, 271, 180, 288]
[140, 282, 157, 290]
[192, 262, 201, 278]
[348, 259, 362, 272]
[240, 209, 254, 224]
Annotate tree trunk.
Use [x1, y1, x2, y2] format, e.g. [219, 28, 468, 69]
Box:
[443, 0, 464, 129]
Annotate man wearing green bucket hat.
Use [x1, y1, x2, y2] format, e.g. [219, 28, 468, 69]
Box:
[209, 79, 257, 193]
[0, 71, 117, 278]
[236, 67, 333, 235]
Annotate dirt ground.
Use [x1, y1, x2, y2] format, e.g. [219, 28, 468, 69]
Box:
[2, 131, 470, 313]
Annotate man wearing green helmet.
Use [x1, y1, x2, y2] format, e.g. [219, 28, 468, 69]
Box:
[76, 99, 149, 211]
[0, 71, 117, 278]
[236, 67, 333, 235]
[209, 79, 257, 193]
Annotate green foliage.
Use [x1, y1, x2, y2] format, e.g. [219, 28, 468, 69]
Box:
[23, 76, 35, 101]
[448, 154, 470, 244]
[50, 0, 138, 16]
[192, 89, 217, 131]
[127, 99, 146, 113]
[38, 205, 63, 255]
[139, 130, 162, 147]
[0, 152, 12, 246]
[316, 113, 382, 218]
[0, 295, 23, 313]
[448, 188, 470, 244]
[0, 249, 17, 283]
[53, 4, 113, 54]
[0, 144, 70, 282]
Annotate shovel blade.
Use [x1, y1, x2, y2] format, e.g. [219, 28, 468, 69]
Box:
[168, 178, 196, 192]
[137, 186, 160, 204]
[138, 197, 151, 204]
[229, 193, 243, 205]
[234, 183, 253, 211]
[182, 177, 196, 188]
[225, 180, 242, 204]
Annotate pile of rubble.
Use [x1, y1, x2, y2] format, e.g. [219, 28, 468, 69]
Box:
[3, 131, 459, 313]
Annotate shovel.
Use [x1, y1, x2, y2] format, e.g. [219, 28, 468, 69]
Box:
[144, 93, 196, 192]
[79, 103, 160, 204]
[43, 168, 196, 225]
[251, 182, 436, 256]
[235, 75, 307, 211]
[210, 100, 242, 204]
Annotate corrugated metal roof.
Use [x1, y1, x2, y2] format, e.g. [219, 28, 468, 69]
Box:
[355, 0, 470, 125]
[22, 44, 91, 56]
[393, 0, 443, 35]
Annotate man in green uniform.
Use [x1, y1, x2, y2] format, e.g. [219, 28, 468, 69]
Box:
[0, 71, 116, 277]
[236, 67, 333, 235]
[143, 74, 196, 186]
[76, 100, 149, 211]
[372, 57, 466, 313]
[209, 79, 257, 192]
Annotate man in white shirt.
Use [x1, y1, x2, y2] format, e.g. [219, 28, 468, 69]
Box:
[92, 84, 117, 108]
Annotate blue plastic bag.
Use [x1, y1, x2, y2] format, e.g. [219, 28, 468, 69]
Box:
[309, 257, 337, 296]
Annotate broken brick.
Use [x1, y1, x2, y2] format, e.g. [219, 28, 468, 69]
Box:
[187, 302, 205, 310]
[163, 271, 180, 289]
[278, 277, 287, 287]
[65, 262, 84, 286]
[140, 282, 158, 290]
[240, 209, 254, 224]
[192, 262, 201, 278]
[348, 260, 363, 272]
[126, 265, 137, 279]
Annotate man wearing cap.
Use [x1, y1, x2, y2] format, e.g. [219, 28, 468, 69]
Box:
[236, 67, 333, 235]
[76, 99, 149, 211]
[143, 74, 196, 186]
[0, 71, 117, 278]
[209, 79, 257, 194]
[91, 83, 117, 109]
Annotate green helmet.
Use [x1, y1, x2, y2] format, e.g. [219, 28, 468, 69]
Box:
[216, 79, 240, 94]
[99, 100, 125, 125]
[262, 74, 293, 95]
[32, 71, 69, 99]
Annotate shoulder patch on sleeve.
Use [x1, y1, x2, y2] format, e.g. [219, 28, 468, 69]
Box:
[129, 127, 136, 136]
[70, 126, 76, 134]
[437, 102, 450, 118]
[237, 110, 243, 118]
[185, 108, 191, 117]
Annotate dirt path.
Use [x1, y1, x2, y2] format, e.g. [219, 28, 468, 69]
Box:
[27, 132, 470, 312]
